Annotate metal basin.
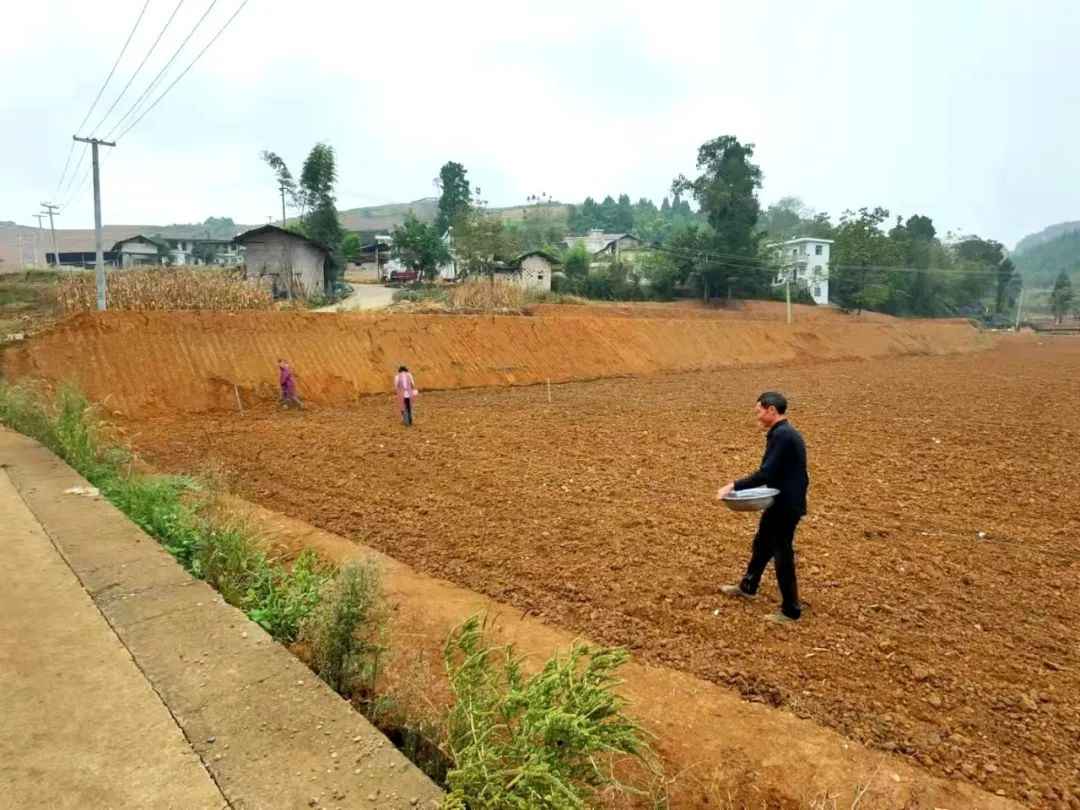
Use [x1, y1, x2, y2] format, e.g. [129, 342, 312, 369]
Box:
[722, 486, 780, 512]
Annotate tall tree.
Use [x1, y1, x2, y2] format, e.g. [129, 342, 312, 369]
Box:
[1051, 271, 1074, 324]
[615, 194, 634, 233]
[453, 203, 519, 279]
[671, 135, 764, 298]
[261, 151, 298, 209]
[435, 162, 472, 235]
[830, 207, 902, 312]
[995, 257, 1017, 314]
[392, 216, 450, 281]
[261, 143, 344, 291]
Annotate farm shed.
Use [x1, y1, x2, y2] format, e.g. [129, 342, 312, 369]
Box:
[236, 225, 330, 297]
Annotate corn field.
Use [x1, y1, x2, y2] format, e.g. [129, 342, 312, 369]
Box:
[57, 267, 274, 313]
[449, 277, 525, 312]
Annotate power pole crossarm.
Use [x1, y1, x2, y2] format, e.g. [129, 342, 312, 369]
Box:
[73, 135, 116, 310]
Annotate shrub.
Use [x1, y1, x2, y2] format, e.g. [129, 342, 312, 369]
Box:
[442, 616, 651, 809]
[307, 562, 384, 697]
[247, 548, 335, 643]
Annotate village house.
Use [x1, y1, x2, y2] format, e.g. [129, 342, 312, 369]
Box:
[110, 234, 244, 267]
[563, 229, 644, 259]
[491, 250, 558, 292]
[773, 237, 832, 305]
[111, 235, 166, 267]
[236, 225, 330, 297]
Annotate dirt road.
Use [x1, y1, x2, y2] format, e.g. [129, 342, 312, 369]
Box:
[134, 337, 1080, 807]
[318, 283, 396, 311]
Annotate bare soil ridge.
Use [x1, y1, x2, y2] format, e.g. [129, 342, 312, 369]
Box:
[1, 310, 991, 417]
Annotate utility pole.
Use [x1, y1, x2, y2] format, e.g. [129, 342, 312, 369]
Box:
[1014, 286, 1025, 332]
[73, 136, 116, 311]
[785, 270, 792, 324]
[40, 203, 60, 268]
[279, 182, 288, 228]
[32, 213, 46, 266]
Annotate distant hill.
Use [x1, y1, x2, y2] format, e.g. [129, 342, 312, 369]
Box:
[1014, 221, 1080, 255]
[1012, 221, 1080, 287]
[337, 199, 570, 231]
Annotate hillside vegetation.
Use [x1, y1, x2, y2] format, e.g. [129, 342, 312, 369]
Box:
[1012, 223, 1080, 287]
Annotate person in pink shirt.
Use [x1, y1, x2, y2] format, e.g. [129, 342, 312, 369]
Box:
[278, 359, 304, 409]
[393, 365, 417, 426]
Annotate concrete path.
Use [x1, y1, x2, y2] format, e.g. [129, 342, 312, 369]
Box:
[0, 427, 442, 810]
[317, 284, 396, 312]
[0, 470, 226, 810]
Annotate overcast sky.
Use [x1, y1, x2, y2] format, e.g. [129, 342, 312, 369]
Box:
[3, 0, 1078, 247]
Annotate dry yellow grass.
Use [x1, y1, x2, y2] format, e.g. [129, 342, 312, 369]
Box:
[57, 267, 273, 313]
[449, 277, 525, 312]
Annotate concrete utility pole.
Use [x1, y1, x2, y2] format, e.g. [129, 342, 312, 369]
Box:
[32, 213, 46, 266]
[40, 203, 60, 268]
[279, 182, 288, 227]
[73, 136, 116, 311]
[785, 269, 793, 324]
[1014, 286, 1025, 332]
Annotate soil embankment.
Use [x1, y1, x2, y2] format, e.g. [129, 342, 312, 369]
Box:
[1, 310, 991, 417]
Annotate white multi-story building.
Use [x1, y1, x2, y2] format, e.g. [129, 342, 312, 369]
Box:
[775, 237, 832, 306]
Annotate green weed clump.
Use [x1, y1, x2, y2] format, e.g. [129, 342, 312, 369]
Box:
[307, 562, 384, 696]
[442, 616, 651, 810]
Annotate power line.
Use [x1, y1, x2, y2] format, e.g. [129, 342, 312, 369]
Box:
[52, 0, 151, 196]
[57, 143, 90, 206]
[103, 0, 219, 141]
[90, 0, 189, 137]
[117, 0, 250, 141]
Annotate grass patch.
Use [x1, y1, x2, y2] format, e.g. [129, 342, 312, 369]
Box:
[392, 284, 450, 304]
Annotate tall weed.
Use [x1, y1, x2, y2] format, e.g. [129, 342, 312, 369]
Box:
[442, 616, 652, 810]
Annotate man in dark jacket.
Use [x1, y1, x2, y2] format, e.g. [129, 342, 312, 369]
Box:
[717, 391, 808, 623]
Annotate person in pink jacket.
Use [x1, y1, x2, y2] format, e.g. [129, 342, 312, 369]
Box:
[393, 365, 417, 426]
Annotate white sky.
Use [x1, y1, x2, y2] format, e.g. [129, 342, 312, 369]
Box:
[2, 0, 1078, 247]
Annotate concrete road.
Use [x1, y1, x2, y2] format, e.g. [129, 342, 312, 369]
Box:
[317, 283, 396, 312]
[0, 470, 226, 810]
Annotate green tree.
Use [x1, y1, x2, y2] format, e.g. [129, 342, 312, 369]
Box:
[562, 241, 591, 279]
[830, 207, 902, 312]
[341, 233, 362, 263]
[453, 204, 519, 278]
[636, 251, 680, 299]
[391, 216, 450, 281]
[1051, 271, 1074, 324]
[995, 257, 1017, 314]
[615, 194, 634, 232]
[672, 135, 764, 298]
[192, 242, 220, 265]
[261, 144, 345, 290]
[950, 236, 1004, 315]
[260, 150, 300, 217]
[435, 162, 472, 235]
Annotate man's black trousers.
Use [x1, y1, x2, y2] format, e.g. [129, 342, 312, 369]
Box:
[739, 507, 802, 619]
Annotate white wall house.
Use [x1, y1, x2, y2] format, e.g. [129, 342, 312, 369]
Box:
[775, 237, 832, 305]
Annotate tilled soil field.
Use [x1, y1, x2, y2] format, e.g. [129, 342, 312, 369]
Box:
[131, 336, 1080, 807]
